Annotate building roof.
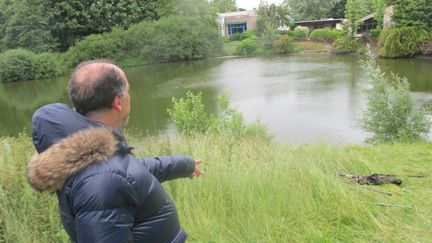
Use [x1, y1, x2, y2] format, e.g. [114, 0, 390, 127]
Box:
[295, 19, 344, 24]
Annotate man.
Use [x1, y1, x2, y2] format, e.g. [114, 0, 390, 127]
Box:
[27, 60, 202, 242]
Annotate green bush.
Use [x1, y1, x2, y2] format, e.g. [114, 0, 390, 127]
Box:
[128, 16, 223, 62]
[63, 28, 126, 68]
[379, 27, 430, 58]
[310, 28, 343, 42]
[290, 26, 310, 40]
[235, 38, 259, 55]
[273, 35, 294, 54]
[370, 28, 381, 38]
[359, 49, 430, 143]
[0, 49, 58, 82]
[332, 36, 360, 53]
[229, 33, 243, 41]
[167, 91, 271, 140]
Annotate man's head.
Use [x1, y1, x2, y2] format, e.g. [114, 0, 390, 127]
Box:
[68, 60, 130, 128]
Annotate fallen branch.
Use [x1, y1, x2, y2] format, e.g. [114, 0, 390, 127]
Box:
[365, 187, 392, 196]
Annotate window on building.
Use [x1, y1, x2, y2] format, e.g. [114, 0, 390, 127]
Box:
[227, 23, 247, 35]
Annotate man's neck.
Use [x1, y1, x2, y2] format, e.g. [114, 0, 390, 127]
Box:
[86, 110, 120, 129]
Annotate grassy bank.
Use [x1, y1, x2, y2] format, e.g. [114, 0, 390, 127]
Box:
[1, 133, 431, 242]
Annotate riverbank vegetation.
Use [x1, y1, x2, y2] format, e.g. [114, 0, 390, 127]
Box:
[1, 129, 432, 242]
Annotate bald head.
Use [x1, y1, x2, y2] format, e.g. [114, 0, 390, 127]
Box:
[68, 60, 127, 116]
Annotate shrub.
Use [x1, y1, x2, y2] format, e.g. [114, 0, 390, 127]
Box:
[370, 28, 381, 38]
[290, 26, 310, 40]
[128, 16, 223, 62]
[63, 29, 126, 68]
[310, 28, 343, 42]
[236, 38, 259, 55]
[273, 35, 294, 54]
[332, 36, 360, 53]
[229, 33, 243, 41]
[167, 91, 271, 140]
[359, 49, 430, 144]
[0, 49, 58, 82]
[379, 27, 430, 58]
[167, 91, 215, 134]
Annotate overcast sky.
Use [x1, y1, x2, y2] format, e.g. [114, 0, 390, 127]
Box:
[236, 0, 284, 10]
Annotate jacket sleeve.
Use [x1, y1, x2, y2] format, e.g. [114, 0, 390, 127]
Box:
[139, 155, 195, 183]
[72, 173, 138, 243]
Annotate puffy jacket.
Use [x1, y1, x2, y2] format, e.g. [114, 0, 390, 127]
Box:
[27, 103, 195, 243]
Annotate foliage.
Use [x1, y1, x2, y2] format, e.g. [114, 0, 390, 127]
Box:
[370, 28, 381, 38]
[273, 35, 294, 54]
[345, 0, 368, 37]
[328, 0, 347, 19]
[379, 27, 430, 58]
[289, 26, 310, 40]
[256, 2, 290, 35]
[210, 0, 237, 13]
[128, 16, 223, 62]
[3, 132, 432, 242]
[332, 36, 360, 53]
[359, 50, 430, 143]
[235, 38, 260, 55]
[63, 29, 126, 68]
[167, 91, 215, 134]
[371, 0, 387, 28]
[167, 91, 271, 139]
[2, 0, 57, 52]
[0, 49, 59, 82]
[392, 0, 432, 30]
[229, 33, 243, 41]
[286, 0, 345, 21]
[310, 28, 343, 42]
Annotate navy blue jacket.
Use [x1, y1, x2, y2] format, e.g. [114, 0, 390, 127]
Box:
[27, 103, 195, 242]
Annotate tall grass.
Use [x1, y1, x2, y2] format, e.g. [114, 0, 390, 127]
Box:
[1, 133, 431, 242]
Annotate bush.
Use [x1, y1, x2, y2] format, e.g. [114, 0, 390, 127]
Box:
[167, 91, 271, 139]
[332, 36, 360, 53]
[229, 33, 243, 41]
[290, 26, 310, 40]
[273, 35, 294, 54]
[370, 28, 381, 38]
[128, 16, 223, 62]
[63, 28, 126, 68]
[379, 27, 430, 58]
[359, 49, 431, 143]
[0, 49, 58, 82]
[236, 38, 259, 55]
[310, 28, 343, 42]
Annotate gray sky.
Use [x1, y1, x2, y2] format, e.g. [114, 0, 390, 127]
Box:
[236, 0, 284, 10]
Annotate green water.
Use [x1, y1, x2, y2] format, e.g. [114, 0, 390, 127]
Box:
[1, 54, 431, 144]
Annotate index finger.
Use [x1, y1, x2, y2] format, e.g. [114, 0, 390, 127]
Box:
[195, 159, 202, 164]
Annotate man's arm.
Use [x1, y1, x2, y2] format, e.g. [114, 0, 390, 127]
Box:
[72, 173, 138, 243]
[139, 155, 201, 183]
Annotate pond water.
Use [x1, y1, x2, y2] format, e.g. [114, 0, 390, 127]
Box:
[1, 54, 431, 145]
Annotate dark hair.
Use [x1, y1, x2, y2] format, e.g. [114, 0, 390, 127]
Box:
[68, 60, 126, 115]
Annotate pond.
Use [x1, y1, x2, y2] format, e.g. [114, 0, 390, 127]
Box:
[1, 54, 431, 145]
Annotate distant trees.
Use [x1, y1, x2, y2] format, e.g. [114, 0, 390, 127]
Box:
[286, 0, 346, 21]
[392, 0, 432, 30]
[345, 0, 367, 36]
[256, 2, 290, 33]
[210, 0, 238, 13]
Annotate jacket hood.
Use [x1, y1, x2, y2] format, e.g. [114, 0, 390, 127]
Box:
[27, 103, 129, 193]
[27, 127, 117, 192]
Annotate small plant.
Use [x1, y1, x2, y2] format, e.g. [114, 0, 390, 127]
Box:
[167, 91, 215, 134]
[332, 36, 360, 54]
[273, 35, 293, 54]
[167, 91, 271, 140]
[359, 48, 431, 143]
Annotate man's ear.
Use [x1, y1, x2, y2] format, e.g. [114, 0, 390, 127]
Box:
[112, 95, 122, 112]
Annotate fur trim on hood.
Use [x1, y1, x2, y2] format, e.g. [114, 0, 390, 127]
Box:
[27, 127, 117, 193]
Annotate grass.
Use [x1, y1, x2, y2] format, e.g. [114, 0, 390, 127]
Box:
[1, 133, 431, 242]
[223, 41, 241, 56]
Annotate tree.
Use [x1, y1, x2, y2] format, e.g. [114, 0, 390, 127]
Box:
[3, 0, 57, 52]
[392, 0, 432, 30]
[256, 2, 290, 33]
[286, 0, 344, 21]
[372, 0, 386, 28]
[210, 0, 237, 13]
[328, 0, 346, 19]
[345, 0, 367, 36]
